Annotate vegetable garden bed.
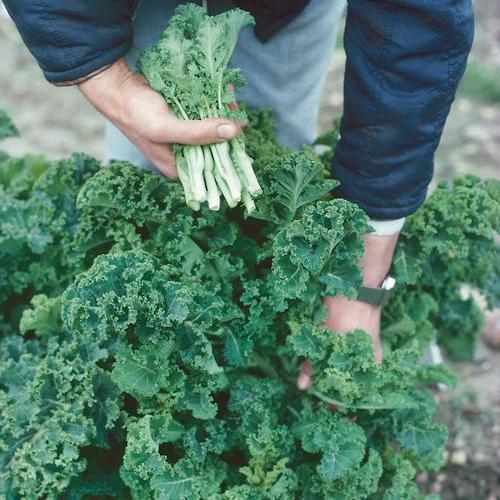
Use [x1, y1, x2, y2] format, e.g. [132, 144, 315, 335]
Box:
[0, 106, 498, 498]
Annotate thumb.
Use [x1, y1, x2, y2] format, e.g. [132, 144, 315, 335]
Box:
[160, 116, 243, 145]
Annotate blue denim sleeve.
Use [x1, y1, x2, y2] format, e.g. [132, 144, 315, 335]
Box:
[332, 0, 474, 220]
[3, 0, 137, 84]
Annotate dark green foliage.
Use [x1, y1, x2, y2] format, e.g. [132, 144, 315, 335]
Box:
[0, 153, 102, 337]
[0, 108, 498, 498]
[242, 106, 290, 171]
[0, 335, 120, 498]
[383, 174, 500, 359]
[0, 154, 50, 197]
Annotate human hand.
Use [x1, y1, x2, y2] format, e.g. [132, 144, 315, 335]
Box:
[79, 58, 244, 179]
[296, 232, 400, 390]
[296, 300, 383, 391]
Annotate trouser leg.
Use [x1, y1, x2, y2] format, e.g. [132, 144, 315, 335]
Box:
[231, 0, 345, 149]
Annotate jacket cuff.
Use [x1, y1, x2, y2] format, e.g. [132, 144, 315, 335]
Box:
[3, 0, 136, 85]
[45, 42, 131, 85]
[332, 169, 429, 220]
[369, 218, 405, 236]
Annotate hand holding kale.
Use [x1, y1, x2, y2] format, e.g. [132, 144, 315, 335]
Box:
[138, 4, 262, 212]
[79, 57, 244, 182]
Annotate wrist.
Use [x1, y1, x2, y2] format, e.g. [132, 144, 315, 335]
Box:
[78, 58, 135, 125]
[360, 233, 399, 287]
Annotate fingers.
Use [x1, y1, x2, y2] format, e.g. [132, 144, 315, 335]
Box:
[131, 79, 244, 145]
[149, 145, 178, 179]
[296, 361, 338, 412]
[156, 116, 244, 145]
[134, 139, 178, 180]
[296, 360, 314, 390]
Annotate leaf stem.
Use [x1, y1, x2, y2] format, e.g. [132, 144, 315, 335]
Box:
[287, 405, 301, 419]
[308, 388, 412, 411]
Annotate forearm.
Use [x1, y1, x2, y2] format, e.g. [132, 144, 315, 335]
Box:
[359, 231, 399, 287]
[79, 59, 135, 128]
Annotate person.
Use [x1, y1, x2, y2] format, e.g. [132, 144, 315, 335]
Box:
[4, 0, 474, 386]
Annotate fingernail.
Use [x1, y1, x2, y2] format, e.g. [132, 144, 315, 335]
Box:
[217, 123, 236, 139]
[297, 373, 310, 390]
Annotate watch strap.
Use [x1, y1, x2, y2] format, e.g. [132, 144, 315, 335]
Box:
[357, 276, 396, 307]
[357, 286, 393, 307]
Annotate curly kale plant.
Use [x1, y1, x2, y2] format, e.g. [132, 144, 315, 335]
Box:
[138, 4, 261, 212]
[0, 109, 498, 499]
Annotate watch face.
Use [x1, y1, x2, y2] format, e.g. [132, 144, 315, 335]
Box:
[382, 276, 396, 291]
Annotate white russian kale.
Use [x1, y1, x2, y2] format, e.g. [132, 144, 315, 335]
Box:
[138, 4, 262, 212]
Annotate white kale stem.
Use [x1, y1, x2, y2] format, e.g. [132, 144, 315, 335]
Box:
[217, 75, 223, 111]
[171, 95, 206, 207]
[184, 145, 207, 203]
[170, 93, 190, 120]
[241, 187, 256, 214]
[214, 169, 238, 208]
[230, 138, 262, 197]
[201, 106, 240, 205]
[176, 153, 200, 210]
[210, 141, 241, 201]
[207, 104, 261, 199]
[202, 146, 220, 210]
[232, 157, 255, 214]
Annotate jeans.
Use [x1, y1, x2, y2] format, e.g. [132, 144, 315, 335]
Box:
[105, 0, 346, 170]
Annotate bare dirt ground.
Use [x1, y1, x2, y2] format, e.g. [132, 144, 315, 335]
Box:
[420, 340, 500, 499]
[0, 1, 499, 498]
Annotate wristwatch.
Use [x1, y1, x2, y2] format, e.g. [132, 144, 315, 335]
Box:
[357, 276, 396, 307]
